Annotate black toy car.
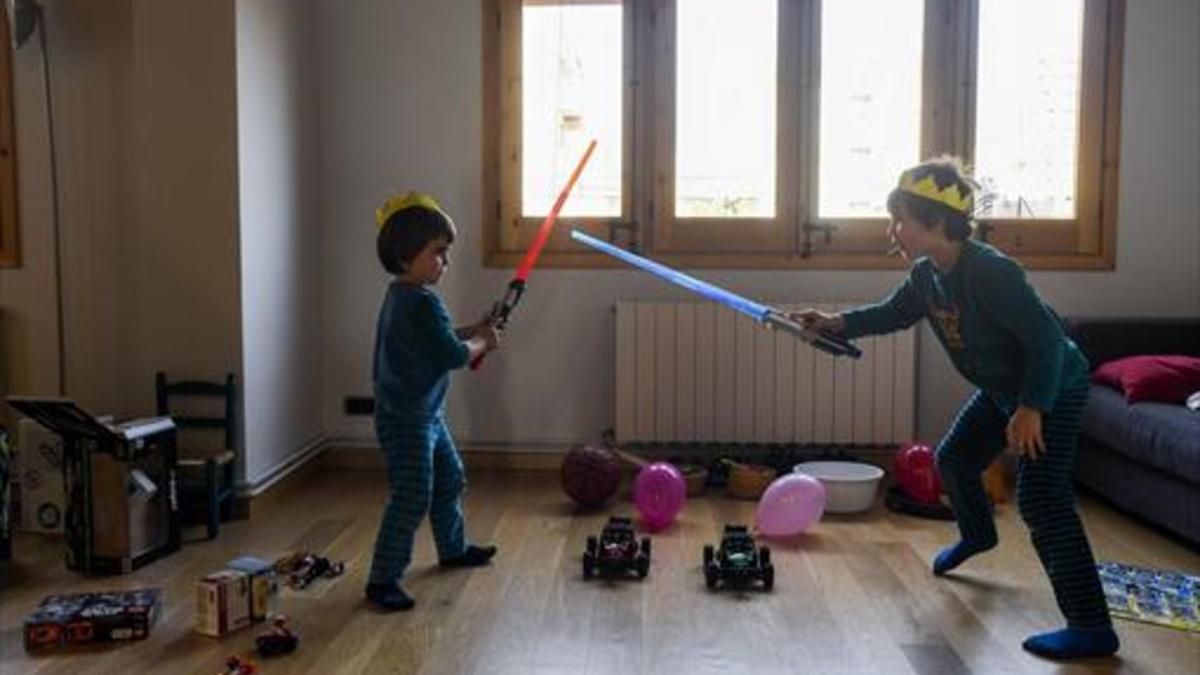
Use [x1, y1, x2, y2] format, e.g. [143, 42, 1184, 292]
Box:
[255, 615, 299, 657]
[703, 525, 773, 591]
[583, 516, 651, 580]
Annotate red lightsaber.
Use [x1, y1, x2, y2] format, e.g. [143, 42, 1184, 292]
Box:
[471, 139, 597, 369]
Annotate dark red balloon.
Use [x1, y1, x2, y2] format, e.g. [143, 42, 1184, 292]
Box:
[894, 443, 942, 504]
[561, 444, 622, 508]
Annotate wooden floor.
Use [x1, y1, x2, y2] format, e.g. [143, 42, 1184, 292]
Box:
[2, 465, 1198, 675]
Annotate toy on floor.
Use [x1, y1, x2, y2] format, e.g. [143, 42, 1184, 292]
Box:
[725, 460, 777, 500]
[704, 525, 774, 591]
[274, 552, 346, 589]
[1099, 561, 1200, 632]
[221, 655, 259, 674]
[256, 615, 299, 656]
[23, 588, 162, 652]
[561, 443, 622, 508]
[583, 516, 651, 580]
[705, 455, 735, 488]
[755, 473, 825, 536]
[632, 462, 686, 531]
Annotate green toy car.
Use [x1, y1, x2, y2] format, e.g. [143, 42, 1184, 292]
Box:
[704, 525, 773, 591]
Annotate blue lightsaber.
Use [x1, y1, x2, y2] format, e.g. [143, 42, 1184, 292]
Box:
[571, 230, 861, 358]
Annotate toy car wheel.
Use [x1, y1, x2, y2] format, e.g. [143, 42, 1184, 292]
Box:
[703, 544, 714, 566]
[636, 554, 649, 579]
[586, 536, 598, 555]
[704, 565, 718, 589]
[759, 546, 771, 566]
[582, 554, 594, 579]
[640, 537, 651, 559]
[762, 564, 774, 592]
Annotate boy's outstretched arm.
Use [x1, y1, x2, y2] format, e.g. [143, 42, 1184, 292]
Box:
[799, 275, 924, 340]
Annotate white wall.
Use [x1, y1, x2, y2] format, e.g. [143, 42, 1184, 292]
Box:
[236, 0, 324, 486]
[126, 0, 242, 418]
[2, 0, 243, 454]
[5, 1, 1196, 467]
[2, 0, 328, 490]
[318, 0, 1200, 450]
[0, 1, 133, 412]
[0, 3, 64, 399]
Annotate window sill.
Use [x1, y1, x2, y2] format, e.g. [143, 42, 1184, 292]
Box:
[484, 249, 1115, 272]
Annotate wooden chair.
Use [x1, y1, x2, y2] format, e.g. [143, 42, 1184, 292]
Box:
[154, 372, 236, 540]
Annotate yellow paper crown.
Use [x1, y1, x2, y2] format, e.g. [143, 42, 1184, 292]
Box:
[898, 170, 973, 215]
[375, 192, 444, 231]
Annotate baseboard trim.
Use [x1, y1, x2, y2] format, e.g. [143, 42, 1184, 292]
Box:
[239, 438, 910, 490]
[322, 439, 566, 472]
[237, 433, 329, 498]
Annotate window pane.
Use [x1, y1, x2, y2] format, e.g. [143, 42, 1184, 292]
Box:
[523, 2, 622, 217]
[818, 0, 924, 219]
[975, 0, 1083, 219]
[676, 0, 777, 218]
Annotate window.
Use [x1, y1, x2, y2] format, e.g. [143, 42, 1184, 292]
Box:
[674, 0, 777, 219]
[521, 2, 623, 218]
[484, 0, 1125, 270]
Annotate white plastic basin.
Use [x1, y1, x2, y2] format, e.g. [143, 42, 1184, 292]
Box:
[793, 461, 884, 513]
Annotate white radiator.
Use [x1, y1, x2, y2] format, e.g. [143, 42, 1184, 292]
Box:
[614, 301, 916, 446]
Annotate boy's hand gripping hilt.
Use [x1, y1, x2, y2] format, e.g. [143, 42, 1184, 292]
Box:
[469, 279, 525, 370]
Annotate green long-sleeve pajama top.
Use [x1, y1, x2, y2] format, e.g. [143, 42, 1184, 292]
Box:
[372, 282, 470, 426]
[840, 240, 1088, 413]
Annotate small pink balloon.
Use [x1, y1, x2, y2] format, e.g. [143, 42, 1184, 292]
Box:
[755, 473, 826, 537]
[633, 462, 687, 531]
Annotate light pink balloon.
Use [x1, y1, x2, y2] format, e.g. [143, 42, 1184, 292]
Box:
[633, 463, 687, 531]
[755, 473, 826, 537]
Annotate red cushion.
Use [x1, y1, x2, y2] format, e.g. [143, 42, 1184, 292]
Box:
[1093, 355, 1200, 404]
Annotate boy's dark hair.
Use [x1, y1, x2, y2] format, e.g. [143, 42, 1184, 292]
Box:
[376, 206, 456, 274]
[886, 157, 977, 242]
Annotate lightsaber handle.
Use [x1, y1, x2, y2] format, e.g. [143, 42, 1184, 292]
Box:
[470, 280, 525, 370]
[763, 311, 862, 359]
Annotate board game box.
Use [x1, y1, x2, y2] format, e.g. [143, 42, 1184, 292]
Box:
[23, 588, 162, 651]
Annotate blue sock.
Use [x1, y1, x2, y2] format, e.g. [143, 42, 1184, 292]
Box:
[932, 540, 994, 576]
[1022, 627, 1119, 659]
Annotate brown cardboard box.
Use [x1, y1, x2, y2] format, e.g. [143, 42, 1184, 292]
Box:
[225, 556, 277, 621]
[195, 570, 250, 637]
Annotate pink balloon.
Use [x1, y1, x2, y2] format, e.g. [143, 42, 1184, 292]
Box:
[633, 463, 687, 531]
[755, 473, 826, 537]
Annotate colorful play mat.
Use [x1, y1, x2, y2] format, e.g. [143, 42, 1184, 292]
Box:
[1098, 561, 1200, 632]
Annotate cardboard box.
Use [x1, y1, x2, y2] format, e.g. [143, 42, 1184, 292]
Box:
[195, 569, 250, 637]
[16, 419, 64, 535]
[226, 556, 278, 621]
[23, 589, 161, 652]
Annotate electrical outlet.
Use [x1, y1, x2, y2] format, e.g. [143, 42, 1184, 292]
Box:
[343, 396, 375, 416]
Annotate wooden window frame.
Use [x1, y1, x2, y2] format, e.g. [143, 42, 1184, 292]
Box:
[483, 0, 1124, 271]
[0, 8, 20, 269]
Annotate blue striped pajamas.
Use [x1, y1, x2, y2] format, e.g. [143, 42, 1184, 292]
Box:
[936, 383, 1111, 629]
[368, 419, 467, 585]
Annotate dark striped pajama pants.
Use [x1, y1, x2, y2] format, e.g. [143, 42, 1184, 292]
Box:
[368, 419, 467, 585]
[935, 385, 1112, 629]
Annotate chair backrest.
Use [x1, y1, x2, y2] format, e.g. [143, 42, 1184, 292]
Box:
[155, 372, 236, 450]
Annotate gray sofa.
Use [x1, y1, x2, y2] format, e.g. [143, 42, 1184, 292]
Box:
[1068, 318, 1200, 546]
